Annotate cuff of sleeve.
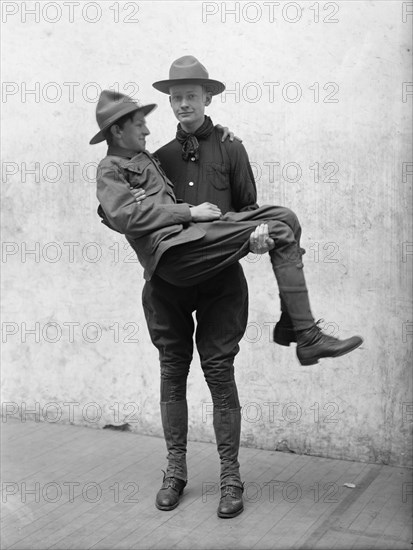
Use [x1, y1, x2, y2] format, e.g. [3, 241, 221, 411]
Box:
[174, 204, 192, 223]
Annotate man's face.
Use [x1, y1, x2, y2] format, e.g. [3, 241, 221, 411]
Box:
[117, 111, 150, 152]
[169, 84, 211, 131]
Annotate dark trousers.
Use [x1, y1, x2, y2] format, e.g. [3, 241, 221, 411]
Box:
[156, 205, 302, 287]
[142, 263, 248, 410]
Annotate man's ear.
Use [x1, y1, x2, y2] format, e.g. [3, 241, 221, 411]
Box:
[204, 92, 212, 106]
[110, 124, 121, 139]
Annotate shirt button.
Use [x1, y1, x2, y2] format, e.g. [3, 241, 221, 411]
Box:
[188, 181, 194, 187]
[191, 157, 196, 161]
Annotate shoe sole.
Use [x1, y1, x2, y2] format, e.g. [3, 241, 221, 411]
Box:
[217, 506, 244, 519]
[273, 337, 292, 347]
[298, 338, 363, 366]
[155, 501, 180, 511]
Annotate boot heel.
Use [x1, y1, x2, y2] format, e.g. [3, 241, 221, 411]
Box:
[273, 325, 296, 346]
[298, 357, 319, 366]
[274, 337, 291, 347]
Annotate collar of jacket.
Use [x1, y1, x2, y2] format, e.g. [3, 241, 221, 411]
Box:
[107, 145, 140, 159]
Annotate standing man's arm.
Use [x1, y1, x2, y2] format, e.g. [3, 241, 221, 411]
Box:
[226, 139, 259, 212]
[226, 139, 275, 252]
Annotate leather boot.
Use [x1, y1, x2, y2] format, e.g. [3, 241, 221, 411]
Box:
[271, 254, 362, 364]
[270, 260, 314, 332]
[158, 400, 188, 509]
[155, 471, 187, 511]
[213, 408, 244, 518]
[296, 323, 363, 366]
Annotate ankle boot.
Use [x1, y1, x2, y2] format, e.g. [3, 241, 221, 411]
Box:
[217, 480, 244, 518]
[271, 257, 362, 364]
[160, 400, 188, 483]
[296, 322, 363, 366]
[155, 471, 187, 511]
[213, 408, 244, 518]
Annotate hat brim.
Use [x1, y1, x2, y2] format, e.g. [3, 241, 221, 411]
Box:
[89, 103, 157, 145]
[152, 78, 225, 96]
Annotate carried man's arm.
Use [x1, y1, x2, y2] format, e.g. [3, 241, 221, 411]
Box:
[97, 163, 221, 236]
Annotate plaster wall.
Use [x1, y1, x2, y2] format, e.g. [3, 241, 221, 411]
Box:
[1, 0, 412, 467]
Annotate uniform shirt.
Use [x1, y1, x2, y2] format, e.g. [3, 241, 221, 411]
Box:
[155, 125, 258, 214]
[96, 145, 205, 281]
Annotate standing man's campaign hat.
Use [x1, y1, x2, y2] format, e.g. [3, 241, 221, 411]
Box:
[90, 90, 157, 145]
[152, 55, 226, 96]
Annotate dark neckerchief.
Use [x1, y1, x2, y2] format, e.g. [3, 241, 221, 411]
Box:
[175, 116, 214, 162]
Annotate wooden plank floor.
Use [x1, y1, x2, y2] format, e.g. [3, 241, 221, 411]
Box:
[1, 419, 411, 550]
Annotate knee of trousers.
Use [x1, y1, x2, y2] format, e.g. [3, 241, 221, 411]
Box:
[201, 356, 237, 380]
[281, 207, 301, 236]
[160, 362, 190, 381]
[203, 365, 239, 397]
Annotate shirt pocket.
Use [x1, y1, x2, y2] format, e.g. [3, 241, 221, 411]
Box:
[204, 162, 230, 191]
[124, 159, 164, 197]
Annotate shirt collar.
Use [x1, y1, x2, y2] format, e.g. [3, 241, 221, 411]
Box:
[107, 145, 140, 159]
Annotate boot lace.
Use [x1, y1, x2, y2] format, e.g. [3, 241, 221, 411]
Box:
[161, 470, 182, 491]
[221, 483, 244, 499]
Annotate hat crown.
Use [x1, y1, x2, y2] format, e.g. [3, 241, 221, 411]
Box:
[152, 55, 225, 96]
[168, 55, 209, 81]
[89, 90, 156, 145]
[96, 90, 141, 130]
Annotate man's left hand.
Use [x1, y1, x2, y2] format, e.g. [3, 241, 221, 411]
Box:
[249, 224, 275, 254]
[129, 186, 146, 204]
[215, 124, 242, 143]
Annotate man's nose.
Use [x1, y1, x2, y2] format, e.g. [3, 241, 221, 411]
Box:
[180, 97, 189, 108]
[143, 125, 150, 135]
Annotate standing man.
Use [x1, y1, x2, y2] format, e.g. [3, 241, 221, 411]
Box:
[146, 56, 266, 518]
[91, 85, 363, 519]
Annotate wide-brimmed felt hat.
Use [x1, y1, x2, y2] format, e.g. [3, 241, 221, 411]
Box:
[152, 55, 225, 96]
[90, 90, 157, 145]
